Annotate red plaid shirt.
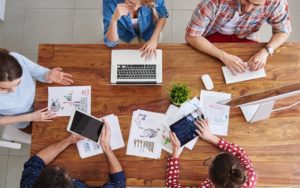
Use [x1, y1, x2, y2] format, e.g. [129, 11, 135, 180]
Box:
[186, 0, 291, 39]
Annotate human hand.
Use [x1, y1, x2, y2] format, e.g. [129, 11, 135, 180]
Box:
[194, 119, 220, 145]
[31, 107, 56, 122]
[140, 39, 158, 61]
[248, 48, 269, 71]
[46, 68, 73, 86]
[220, 52, 247, 75]
[113, 3, 129, 21]
[68, 134, 85, 144]
[170, 132, 181, 158]
[100, 118, 112, 153]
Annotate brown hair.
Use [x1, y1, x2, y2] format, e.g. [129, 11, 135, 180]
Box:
[141, 0, 159, 21]
[0, 48, 23, 82]
[33, 166, 74, 188]
[209, 152, 246, 188]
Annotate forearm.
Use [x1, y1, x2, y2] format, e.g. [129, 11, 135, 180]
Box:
[104, 150, 123, 174]
[266, 32, 289, 50]
[0, 114, 32, 126]
[208, 135, 220, 146]
[185, 34, 226, 61]
[150, 18, 166, 41]
[36, 137, 72, 165]
[106, 18, 119, 42]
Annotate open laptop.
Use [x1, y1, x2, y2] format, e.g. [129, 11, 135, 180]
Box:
[111, 49, 163, 84]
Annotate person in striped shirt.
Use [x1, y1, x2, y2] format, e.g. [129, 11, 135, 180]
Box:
[185, 0, 291, 75]
[166, 119, 257, 188]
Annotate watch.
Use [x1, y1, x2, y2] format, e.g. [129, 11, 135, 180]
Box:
[265, 46, 274, 55]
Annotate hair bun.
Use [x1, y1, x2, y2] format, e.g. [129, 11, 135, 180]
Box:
[229, 168, 246, 185]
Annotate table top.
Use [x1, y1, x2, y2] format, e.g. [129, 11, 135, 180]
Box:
[31, 43, 300, 187]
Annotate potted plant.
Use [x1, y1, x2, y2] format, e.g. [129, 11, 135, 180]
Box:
[168, 82, 191, 106]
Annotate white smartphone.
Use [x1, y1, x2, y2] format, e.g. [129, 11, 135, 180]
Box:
[67, 110, 104, 143]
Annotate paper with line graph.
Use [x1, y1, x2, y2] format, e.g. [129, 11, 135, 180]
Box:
[48, 86, 91, 116]
[126, 110, 165, 159]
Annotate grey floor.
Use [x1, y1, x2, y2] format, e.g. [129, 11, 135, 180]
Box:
[0, 0, 300, 187]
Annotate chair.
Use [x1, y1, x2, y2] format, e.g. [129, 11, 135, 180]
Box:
[0, 126, 31, 149]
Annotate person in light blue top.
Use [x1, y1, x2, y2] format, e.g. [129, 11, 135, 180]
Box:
[103, 0, 169, 60]
[0, 49, 74, 129]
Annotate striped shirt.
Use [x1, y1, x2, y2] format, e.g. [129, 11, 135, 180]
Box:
[186, 0, 291, 40]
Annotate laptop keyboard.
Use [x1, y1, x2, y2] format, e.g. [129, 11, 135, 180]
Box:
[117, 64, 156, 79]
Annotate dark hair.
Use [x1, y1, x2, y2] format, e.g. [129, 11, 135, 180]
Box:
[0, 48, 23, 82]
[33, 166, 74, 188]
[209, 152, 246, 188]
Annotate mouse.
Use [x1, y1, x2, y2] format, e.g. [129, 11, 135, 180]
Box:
[201, 74, 214, 90]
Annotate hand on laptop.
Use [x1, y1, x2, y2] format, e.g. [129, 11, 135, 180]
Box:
[140, 38, 157, 61]
[220, 52, 247, 75]
[100, 118, 112, 153]
[45, 67, 74, 86]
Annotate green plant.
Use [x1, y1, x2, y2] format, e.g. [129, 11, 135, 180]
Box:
[168, 82, 191, 106]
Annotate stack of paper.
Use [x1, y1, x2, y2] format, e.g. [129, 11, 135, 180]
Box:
[76, 114, 124, 159]
[199, 90, 231, 136]
[48, 86, 91, 116]
[126, 110, 165, 159]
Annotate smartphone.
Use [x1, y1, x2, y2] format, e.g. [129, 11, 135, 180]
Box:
[67, 110, 103, 143]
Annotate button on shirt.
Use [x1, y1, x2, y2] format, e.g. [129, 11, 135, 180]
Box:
[20, 155, 126, 188]
[186, 0, 291, 40]
[0, 52, 49, 128]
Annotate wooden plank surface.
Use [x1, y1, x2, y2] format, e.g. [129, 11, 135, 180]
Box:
[31, 43, 300, 187]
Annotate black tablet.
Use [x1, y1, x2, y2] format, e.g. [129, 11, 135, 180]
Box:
[170, 114, 199, 146]
[67, 110, 103, 143]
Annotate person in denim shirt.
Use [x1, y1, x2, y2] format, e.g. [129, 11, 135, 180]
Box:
[103, 0, 168, 59]
[20, 120, 126, 188]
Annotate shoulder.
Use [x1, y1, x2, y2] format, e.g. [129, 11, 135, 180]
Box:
[265, 0, 288, 9]
[8, 52, 31, 67]
[103, 0, 122, 5]
[154, 0, 166, 6]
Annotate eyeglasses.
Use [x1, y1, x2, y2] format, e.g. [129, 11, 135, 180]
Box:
[202, 157, 212, 167]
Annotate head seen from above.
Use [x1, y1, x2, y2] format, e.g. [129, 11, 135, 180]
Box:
[0, 49, 23, 94]
[239, 0, 266, 14]
[125, 0, 159, 20]
[206, 152, 246, 188]
[33, 166, 74, 188]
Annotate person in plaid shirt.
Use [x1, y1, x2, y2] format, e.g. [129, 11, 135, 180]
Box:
[166, 119, 257, 188]
[185, 0, 291, 75]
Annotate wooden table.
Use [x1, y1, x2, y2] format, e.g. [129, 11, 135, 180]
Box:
[31, 43, 300, 187]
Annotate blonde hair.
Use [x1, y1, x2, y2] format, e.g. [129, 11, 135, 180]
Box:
[141, 0, 159, 21]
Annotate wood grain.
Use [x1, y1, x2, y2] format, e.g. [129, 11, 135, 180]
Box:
[32, 43, 300, 187]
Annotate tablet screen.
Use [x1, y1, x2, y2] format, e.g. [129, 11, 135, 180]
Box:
[170, 114, 198, 146]
[70, 111, 103, 142]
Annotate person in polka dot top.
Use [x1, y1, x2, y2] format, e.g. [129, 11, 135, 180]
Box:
[166, 119, 257, 188]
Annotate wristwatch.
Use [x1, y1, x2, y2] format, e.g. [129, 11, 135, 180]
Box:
[265, 46, 274, 56]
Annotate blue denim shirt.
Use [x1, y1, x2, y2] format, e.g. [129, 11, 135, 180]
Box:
[103, 0, 169, 47]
